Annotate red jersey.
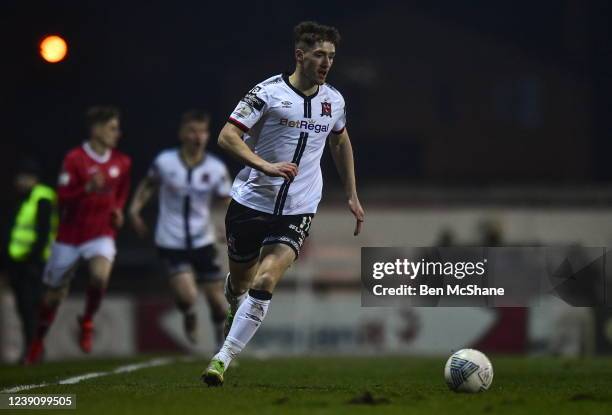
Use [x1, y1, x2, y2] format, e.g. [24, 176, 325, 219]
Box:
[56, 142, 131, 244]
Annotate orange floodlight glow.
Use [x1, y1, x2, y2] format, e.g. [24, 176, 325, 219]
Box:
[40, 35, 68, 63]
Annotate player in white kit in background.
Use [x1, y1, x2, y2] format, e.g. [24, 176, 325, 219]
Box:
[202, 21, 365, 385]
[129, 110, 232, 347]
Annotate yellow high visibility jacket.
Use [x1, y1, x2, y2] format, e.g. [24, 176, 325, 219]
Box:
[9, 184, 58, 261]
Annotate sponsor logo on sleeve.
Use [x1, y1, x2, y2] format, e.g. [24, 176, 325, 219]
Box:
[235, 102, 253, 118]
[241, 92, 265, 111]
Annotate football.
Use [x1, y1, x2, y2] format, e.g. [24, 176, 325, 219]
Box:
[444, 349, 494, 393]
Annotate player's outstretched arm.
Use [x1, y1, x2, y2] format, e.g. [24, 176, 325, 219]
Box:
[329, 128, 365, 236]
[128, 176, 158, 237]
[218, 123, 298, 181]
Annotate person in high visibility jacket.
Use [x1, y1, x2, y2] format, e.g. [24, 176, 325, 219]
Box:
[5, 159, 57, 361]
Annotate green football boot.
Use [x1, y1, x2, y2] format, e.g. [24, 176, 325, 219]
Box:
[202, 358, 226, 387]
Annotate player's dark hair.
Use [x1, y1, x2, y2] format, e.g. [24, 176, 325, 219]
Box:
[294, 21, 341, 51]
[86, 106, 120, 130]
[180, 109, 211, 127]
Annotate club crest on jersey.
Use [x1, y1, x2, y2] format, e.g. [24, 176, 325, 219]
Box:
[320, 101, 332, 117]
[109, 165, 120, 178]
[58, 172, 70, 186]
[201, 173, 209, 183]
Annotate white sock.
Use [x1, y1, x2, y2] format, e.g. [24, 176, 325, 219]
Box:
[215, 290, 271, 368]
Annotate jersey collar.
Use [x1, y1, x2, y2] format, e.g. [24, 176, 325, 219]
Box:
[177, 148, 207, 170]
[282, 73, 319, 100]
[83, 141, 111, 164]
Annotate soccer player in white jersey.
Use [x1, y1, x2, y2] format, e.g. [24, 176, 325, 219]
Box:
[202, 21, 365, 386]
[129, 110, 231, 347]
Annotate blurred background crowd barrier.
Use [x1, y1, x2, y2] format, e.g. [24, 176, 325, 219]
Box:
[2, 194, 611, 362]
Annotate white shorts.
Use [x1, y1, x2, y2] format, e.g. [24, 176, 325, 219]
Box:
[43, 237, 116, 288]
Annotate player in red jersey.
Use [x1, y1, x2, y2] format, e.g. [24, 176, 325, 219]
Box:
[24, 106, 131, 364]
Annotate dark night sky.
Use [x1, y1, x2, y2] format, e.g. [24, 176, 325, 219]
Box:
[2, 0, 612, 188]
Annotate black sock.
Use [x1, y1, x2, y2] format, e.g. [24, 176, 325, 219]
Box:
[248, 288, 272, 301]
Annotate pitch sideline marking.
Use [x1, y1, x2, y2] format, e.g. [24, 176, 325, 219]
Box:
[1, 356, 190, 393]
[0, 382, 49, 393]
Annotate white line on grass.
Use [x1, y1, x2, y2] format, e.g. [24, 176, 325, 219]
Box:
[1, 382, 50, 393]
[112, 357, 174, 374]
[58, 372, 108, 385]
[1, 356, 184, 393]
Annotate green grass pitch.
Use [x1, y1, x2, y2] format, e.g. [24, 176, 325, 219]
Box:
[1, 356, 612, 414]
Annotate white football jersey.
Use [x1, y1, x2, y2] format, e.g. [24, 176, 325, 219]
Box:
[149, 149, 231, 249]
[228, 73, 346, 215]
